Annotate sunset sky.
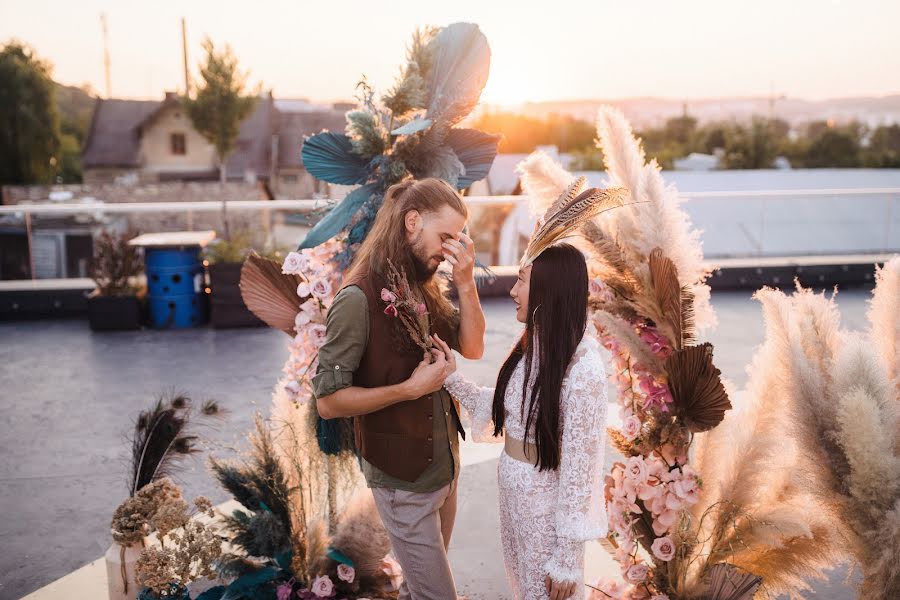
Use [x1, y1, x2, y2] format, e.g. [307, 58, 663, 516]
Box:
[2, 0, 898, 106]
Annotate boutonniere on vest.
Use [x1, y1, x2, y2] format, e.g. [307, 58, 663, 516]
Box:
[381, 259, 433, 354]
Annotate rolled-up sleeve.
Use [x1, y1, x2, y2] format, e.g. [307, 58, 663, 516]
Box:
[311, 286, 368, 398]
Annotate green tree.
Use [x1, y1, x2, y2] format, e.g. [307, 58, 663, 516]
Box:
[805, 127, 861, 168]
[183, 37, 257, 240]
[0, 40, 61, 184]
[721, 118, 777, 169]
[863, 124, 900, 167]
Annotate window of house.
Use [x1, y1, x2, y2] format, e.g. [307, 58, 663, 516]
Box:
[170, 133, 186, 155]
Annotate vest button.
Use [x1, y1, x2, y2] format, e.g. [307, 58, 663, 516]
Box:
[427, 436, 433, 441]
[334, 365, 340, 370]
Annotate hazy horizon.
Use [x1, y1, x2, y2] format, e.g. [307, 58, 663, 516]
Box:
[3, 0, 899, 106]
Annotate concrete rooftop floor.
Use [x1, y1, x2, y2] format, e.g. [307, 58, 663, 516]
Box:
[0, 290, 874, 600]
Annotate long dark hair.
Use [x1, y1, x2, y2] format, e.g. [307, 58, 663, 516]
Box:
[491, 243, 589, 471]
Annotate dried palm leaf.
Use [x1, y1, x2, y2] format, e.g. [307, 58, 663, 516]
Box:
[521, 185, 629, 267]
[239, 251, 304, 335]
[649, 248, 697, 350]
[665, 343, 731, 432]
[701, 563, 762, 600]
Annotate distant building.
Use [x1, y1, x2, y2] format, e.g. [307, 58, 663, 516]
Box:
[81, 91, 347, 198]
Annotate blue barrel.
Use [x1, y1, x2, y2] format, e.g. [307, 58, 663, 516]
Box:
[145, 247, 207, 328]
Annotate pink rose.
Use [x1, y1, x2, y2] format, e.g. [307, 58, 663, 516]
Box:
[310, 575, 334, 597]
[384, 304, 398, 317]
[310, 279, 332, 300]
[624, 456, 648, 484]
[415, 303, 427, 316]
[309, 324, 327, 348]
[336, 563, 355, 583]
[282, 252, 303, 274]
[296, 281, 311, 298]
[651, 536, 676, 561]
[621, 416, 642, 441]
[625, 563, 649, 584]
[380, 288, 397, 303]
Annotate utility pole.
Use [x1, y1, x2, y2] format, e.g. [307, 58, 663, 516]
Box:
[181, 17, 191, 95]
[100, 13, 111, 97]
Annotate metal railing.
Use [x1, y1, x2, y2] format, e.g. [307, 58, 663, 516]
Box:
[1, 189, 897, 281]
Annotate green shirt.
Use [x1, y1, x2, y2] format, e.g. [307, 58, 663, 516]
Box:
[311, 285, 461, 492]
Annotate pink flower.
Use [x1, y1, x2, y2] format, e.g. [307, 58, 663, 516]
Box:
[295, 311, 312, 328]
[639, 375, 673, 412]
[381, 555, 403, 591]
[296, 282, 311, 298]
[309, 324, 327, 348]
[672, 466, 701, 505]
[310, 575, 334, 597]
[624, 456, 648, 484]
[621, 416, 642, 441]
[380, 288, 397, 303]
[282, 252, 304, 274]
[639, 326, 673, 358]
[310, 279, 332, 300]
[651, 536, 676, 561]
[652, 509, 678, 536]
[384, 304, 398, 317]
[275, 583, 293, 600]
[625, 563, 649, 584]
[590, 578, 626, 599]
[415, 303, 427, 316]
[336, 563, 355, 583]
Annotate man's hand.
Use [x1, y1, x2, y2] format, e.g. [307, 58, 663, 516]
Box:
[404, 348, 454, 399]
[442, 232, 476, 290]
[544, 576, 576, 600]
[431, 334, 457, 374]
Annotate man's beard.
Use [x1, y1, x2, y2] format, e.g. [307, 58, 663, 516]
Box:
[408, 242, 438, 282]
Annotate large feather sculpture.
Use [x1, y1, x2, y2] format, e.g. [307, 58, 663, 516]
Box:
[520, 178, 629, 267]
[240, 252, 304, 335]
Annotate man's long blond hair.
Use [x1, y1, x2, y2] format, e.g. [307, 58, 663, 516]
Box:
[346, 177, 467, 328]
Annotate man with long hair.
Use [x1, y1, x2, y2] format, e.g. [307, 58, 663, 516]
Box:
[315, 177, 485, 599]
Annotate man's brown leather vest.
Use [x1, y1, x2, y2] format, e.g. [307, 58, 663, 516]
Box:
[342, 269, 462, 482]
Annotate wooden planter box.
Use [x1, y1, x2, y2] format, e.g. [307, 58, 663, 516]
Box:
[88, 295, 143, 331]
[207, 262, 265, 329]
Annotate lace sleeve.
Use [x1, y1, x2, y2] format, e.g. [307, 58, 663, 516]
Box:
[544, 341, 610, 583]
[443, 372, 500, 443]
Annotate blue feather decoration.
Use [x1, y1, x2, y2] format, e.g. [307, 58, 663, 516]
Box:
[316, 415, 346, 455]
[299, 183, 378, 249]
[446, 128, 501, 188]
[326, 546, 355, 567]
[300, 132, 370, 185]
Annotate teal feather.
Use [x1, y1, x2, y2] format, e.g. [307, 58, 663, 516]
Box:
[300, 131, 370, 185]
[299, 183, 377, 249]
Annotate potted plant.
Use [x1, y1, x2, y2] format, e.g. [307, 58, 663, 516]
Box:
[205, 231, 285, 328]
[88, 230, 144, 331]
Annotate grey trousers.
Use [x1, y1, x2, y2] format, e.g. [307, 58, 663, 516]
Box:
[371, 477, 459, 600]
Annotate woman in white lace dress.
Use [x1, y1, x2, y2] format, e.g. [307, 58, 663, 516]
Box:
[434, 243, 609, 600]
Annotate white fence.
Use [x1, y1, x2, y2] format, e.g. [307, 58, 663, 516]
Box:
[1, 189, 898, 281]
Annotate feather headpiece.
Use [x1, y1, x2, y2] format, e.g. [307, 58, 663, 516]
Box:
[520, 176, 629, 266]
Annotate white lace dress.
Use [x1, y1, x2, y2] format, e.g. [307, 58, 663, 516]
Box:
[444, 332, 609, 600]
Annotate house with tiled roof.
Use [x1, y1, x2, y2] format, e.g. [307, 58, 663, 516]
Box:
[81, 91, 347, 198]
